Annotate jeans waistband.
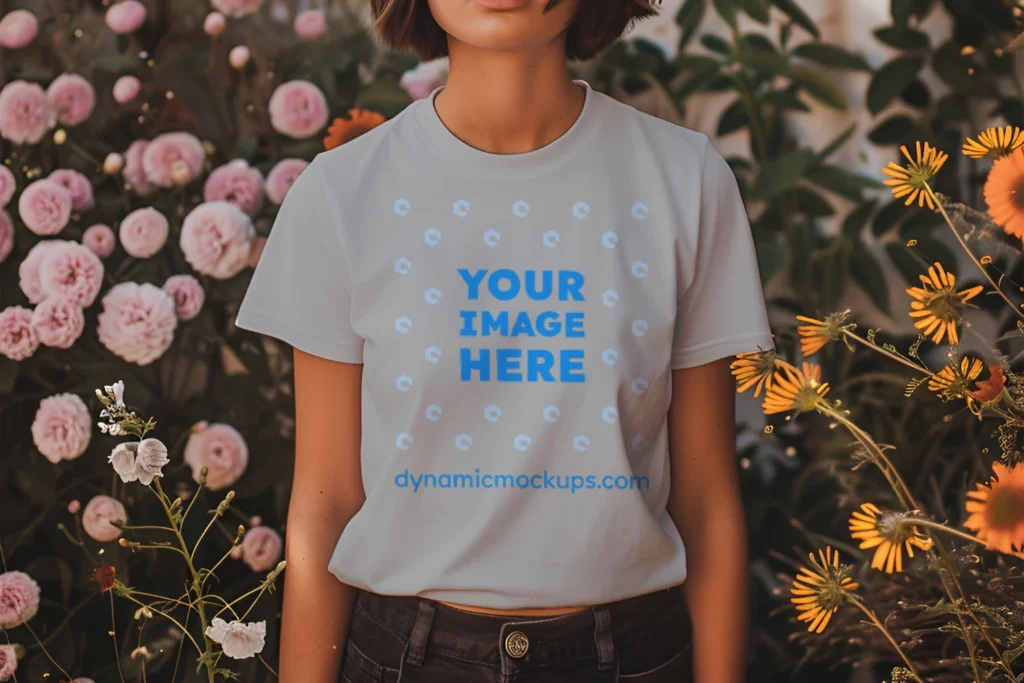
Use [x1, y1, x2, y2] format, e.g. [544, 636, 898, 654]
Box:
[353, 587, 685, 673]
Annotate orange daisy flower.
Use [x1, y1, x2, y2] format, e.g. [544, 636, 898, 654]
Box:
[790, 546, 859, 634]
[906, 262, 983, 345]
[762, 362, 830, 415]
[963, 126, 1024, 159]
[730, 348, 784, 397]
[323, 108, 387, 150]
[966, 365, 1006, 403]
[965, 462, 1024, 554]
[795, 310, 852, 357]
[984, 146, 1024, 240]
[883, 142, 949, 210]
[848, 503, 933, 574]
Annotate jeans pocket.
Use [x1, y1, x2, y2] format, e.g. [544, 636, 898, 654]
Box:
[340, 606, 406, 683]
[340, 640, 391, 683]
[617, 648, 689, 681]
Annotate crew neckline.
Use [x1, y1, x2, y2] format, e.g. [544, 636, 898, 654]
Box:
[413, 79, 601, 175]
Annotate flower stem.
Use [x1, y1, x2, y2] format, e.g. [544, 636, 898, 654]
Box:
[20, 621, 74, 682]
[841, 330, 931, 374]
[121, 595, 202, 652]
[847, 596, 923, 682]
[908, 518, 986, 547]
[924, 183, 1024, 322]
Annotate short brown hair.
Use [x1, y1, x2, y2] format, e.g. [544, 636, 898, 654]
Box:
[370, 0, 661, 62]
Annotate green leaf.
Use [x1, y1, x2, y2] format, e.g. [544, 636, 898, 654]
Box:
[792, 43, 871, 71]
[868, 115, 919, 145]
[812, 243, 850, 311]
[754, 233, 787, 283]
[900, 78, 930, 108]
[873, 27, 930, 50]
[935, 94, 971, 122]
[931, 41, 974, 92]
[749, 148, 817, 200]
[712, 0, 739, 27]
[760, 88, 810, 112]
[740, 0, 771, 23]
[675, 0, 707, 50]
[872, 198, 909, 236]
[717, 99, 749, 136]
[788, 187, 836, 217]
[770, 0, 820, 38]
[891, 0, 914, 28]
[867, 56, 924, 114]
[737, 47, 791, 76]
[700, 33, 732, 55]
[354, 79, 412, 119]
[790, 65, 847, 109]
[843, 199, 878, 239]
[851, 244, 891, 314]
[674, 62, 723, 99]
[807, 164, 880, 202]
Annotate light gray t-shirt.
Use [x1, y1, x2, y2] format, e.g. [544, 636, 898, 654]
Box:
[235, 80, 773, 608]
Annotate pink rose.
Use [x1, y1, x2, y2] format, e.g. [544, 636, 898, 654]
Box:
[211, 0, 263, 18]
[265, 158, 308, 204]
[123, 140, 155, 196]
[0, 165, 14, 208]
[119, 207, 168, 258]
[83, 224, 116, 258]
[0, 80, 56, 145]
[82, 495, 126, 542]
[18, 179, 72, 236]
[204, 12, 226, 36]
[0, 9, 38, 49]
[38, 241, 104, 306]
[0, 210, 12, 263]
[32, 296, 84, 349]
[0, 571, 41, 629]
[163, 274, 205, 321]
[183, 422, 249, 490]
[204, 161, 265, 216]
[47, 74, 96, 127]
[142, 132, 205, 188]
[113, 76, 141, 104]
[48, 169, 94, 211]
[0, 307, 38, 361]
[19, 241, 60, 303]
[31, 393, 91, 463]
[0, 644, 17, 682]
[247, 236, 266, 269]
[97, 282, 177, 365]
[400, 67, 445, 101]
[105, 0, 147, 34]
[268, 80, 328, 140]
[239, 526, 282, 572]
[180, 201, 254, 279]
[293, 10, 326, 40]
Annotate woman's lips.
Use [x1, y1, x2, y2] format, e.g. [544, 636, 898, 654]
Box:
[472, 0, 531, 9]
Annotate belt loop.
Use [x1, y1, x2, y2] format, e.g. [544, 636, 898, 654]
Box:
[405, 599, 436, 667]
[593, 605, 614, 670]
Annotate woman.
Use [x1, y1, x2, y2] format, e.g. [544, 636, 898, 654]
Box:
[235, 1, 773, 681]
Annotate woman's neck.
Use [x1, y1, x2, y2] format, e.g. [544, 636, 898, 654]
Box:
[433, 39, 585, 155]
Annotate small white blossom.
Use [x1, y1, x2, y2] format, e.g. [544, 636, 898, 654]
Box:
[109, 423, 122, 436]
[103, 381, 125, 408]
[108, 439, 169, 485]
[108, 442, 140, 483]
[205, 618, 266, 659]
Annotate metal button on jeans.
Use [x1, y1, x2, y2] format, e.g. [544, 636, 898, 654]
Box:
[505, 631, 529, 659]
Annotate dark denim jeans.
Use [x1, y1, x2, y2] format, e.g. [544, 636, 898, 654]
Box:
[339, 588, 693, 683]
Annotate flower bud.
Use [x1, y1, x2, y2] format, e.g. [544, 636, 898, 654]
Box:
[53, 129, 67, 145]
[204, 11, 226, 36]
[103, 152, 124, 175]
[229, 45, 250, 69]
[170, 159, 191, 186]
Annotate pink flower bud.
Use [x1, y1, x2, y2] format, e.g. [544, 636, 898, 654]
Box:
[67, 499, 81, 514]
[229, 46, 250, 70]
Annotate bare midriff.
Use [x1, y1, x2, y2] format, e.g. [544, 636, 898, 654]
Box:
[438, 601, 589, 617]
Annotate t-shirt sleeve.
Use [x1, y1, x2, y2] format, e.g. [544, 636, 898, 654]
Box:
[234, 156, 364, 364]
[670, 139, 773, 369]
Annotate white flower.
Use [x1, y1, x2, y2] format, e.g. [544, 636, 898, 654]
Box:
[205, 618, 266, 659]
[108, 442, 139, 483]
[108, 438, 169, 485]
[104, 380, 125, 408]
[134, 438, 168, 485]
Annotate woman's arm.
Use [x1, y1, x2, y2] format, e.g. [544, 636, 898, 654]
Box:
[666, 358, 749, 683]
[278, 349, 365, 683]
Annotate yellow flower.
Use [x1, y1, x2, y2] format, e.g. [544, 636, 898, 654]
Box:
[763, 362, 829, 415]
[848, 503, 934, 574]
[795, 310, 852, 357]
[963, 126, 1024, 159]
[984, 146, 1024, 241]
[927, 355, 985, 397]
[965, 462, 1024, 554]
[730, 349, 783, 398]
[906, 262, 983, 345]
[790, 546, 859, 634]
[883, 142, 949, 209]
